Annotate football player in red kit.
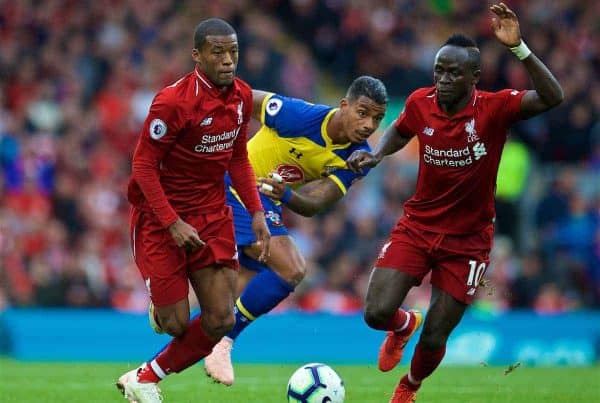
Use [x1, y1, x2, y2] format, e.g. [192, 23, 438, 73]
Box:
[347, 4, 563, 402]
[116, 18, 270, 403]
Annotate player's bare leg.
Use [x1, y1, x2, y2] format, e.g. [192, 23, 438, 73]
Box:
[204, 235, 304, 385]
[391, 287, 467, 402]
[244, 235, 306, 286]
[363, 267, 423, 372]
[119, 266, 237, 400]
[189, 265, 238, 341]
[150, 298, 191, 337]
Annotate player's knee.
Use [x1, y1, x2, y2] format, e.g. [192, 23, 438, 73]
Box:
[288, 261, 307, 286]
[276, 260, 306, 287]
[161, 316, 188, 337]
[363, 305, 393, 330]
[202, 310, 236, 339]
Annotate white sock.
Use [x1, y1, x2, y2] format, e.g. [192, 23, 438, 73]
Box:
[150, 360, 166, 379]
[408, 371, 421, 386]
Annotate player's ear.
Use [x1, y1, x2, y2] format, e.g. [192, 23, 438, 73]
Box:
[339, 98, 349, 109]
[471, 69, 481, 85]
[192, 48, 201, 63]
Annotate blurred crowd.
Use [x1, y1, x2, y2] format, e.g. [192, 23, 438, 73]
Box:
[0, 0, 598, 313]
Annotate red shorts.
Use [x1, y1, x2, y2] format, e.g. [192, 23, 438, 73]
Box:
[375, 217, 494, 304]
[130, 206, 239, 307]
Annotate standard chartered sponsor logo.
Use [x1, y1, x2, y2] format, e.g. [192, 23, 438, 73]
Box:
[195, 127, 240, 152]
[423, 142, 487, 167]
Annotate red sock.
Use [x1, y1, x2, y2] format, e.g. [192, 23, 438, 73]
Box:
[395, 311, 417, 336]
[409, 343, 446, 384]
[154, 315, 218, 375]
[380, 308, 410, 332]
[137, 363, 161, 383]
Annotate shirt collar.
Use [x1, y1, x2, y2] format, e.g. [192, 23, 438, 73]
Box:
[194, 66, 235, 98]
[321, 108, 351, 149]
[431, 86, 478, 120]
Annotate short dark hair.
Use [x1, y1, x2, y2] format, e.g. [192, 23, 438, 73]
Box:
[443, 33, 481, 71]
[346, 76, 388, 105]
[193, 18, 236, 49]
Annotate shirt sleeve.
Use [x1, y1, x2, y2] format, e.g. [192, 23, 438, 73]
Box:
[393, 94, 417, 138]
[131, 91, 184, 227]
[261, 94, 330, 137]
[328, 167, 369, 195]
[229, 92, 263, 215]
[497, 89, 527, 126]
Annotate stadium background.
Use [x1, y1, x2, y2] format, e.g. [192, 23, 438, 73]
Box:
[0, 0, 598, 383]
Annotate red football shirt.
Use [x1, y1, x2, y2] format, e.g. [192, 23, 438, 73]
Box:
[394, 86, 526, 234]
[127, 67, 263, 228]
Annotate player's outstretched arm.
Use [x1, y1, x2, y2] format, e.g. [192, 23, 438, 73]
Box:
[490, 2, 563, 118]
[346, 125, 410, 174]
[258, 174, 344, 217]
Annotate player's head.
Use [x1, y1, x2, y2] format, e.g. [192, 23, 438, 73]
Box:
[338, 76, 388, 143]
[192, 18, 238, 88]
[434, 33, 481, 105]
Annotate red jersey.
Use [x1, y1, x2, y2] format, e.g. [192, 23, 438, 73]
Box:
[394, 86, 526, 234]
[127, 67, 263, 228]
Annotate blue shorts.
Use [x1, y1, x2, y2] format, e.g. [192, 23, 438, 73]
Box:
[225, 174, 289, 271]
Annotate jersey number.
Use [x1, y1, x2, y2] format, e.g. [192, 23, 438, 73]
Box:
[467, 260, 487, 286]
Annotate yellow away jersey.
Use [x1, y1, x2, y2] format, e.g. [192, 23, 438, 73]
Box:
[247, 93, 371, 195]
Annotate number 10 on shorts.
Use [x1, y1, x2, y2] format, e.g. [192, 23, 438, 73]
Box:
[467, 260, 487, 286]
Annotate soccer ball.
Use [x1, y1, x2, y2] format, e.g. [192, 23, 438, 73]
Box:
[287, 363, 345, 403]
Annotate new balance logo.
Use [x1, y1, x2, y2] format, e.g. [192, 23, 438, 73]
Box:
[423, 127, 435, 136]
[201, 117, 213, 126]
[473, 142, 487, 160]
[465, 118, 479, 142]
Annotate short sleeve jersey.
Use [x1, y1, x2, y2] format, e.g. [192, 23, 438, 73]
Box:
[127, 68, 255, 226]
[394, 86, 526, 234]
[247, 93, 370, 195]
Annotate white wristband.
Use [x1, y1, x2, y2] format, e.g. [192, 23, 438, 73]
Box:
[509, 40, 531, 60]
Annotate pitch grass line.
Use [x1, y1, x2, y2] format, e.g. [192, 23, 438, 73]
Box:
[0, 360, 598, 403]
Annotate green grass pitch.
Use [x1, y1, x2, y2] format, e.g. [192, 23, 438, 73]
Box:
[0, 359, 598, 402]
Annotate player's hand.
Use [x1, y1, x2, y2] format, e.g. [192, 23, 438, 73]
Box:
[251, 211, 271, 262]
[346, 150, 381, 174]
[490, 3, 521, 47]
[257, 172, 287, 200]
[168, 218, 205, 252]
